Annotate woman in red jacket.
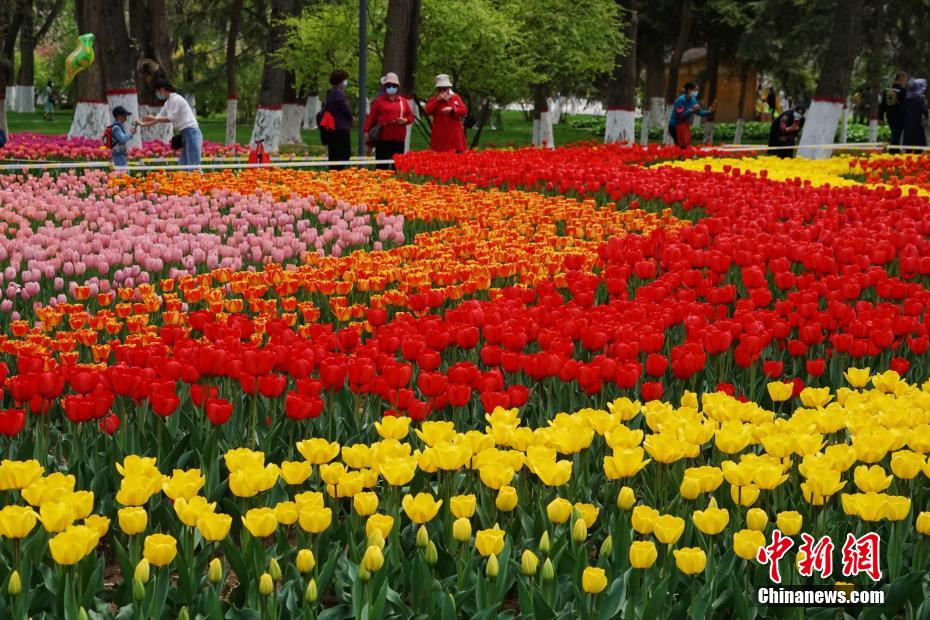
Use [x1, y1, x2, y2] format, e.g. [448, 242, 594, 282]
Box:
[363, 72, 414, 169]
[425, 74, 467, 152]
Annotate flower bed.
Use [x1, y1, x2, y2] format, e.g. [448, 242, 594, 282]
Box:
[0, 132, 249, 161]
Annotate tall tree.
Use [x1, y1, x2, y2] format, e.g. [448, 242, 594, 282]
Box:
[250, 0, 295, 151]
[68, 0, 109, 139]
[797, 0, 865, 158]
[1, 7, 23, 114]
[382, 0, 420, 151]
[131, 0, 173, 141]
[98, 0, 142, 148]
[12, 0, 61, 113]
[662, 0, 693, 142]
[864, 0, 886, 142]
[224, 0, 243, 145]
[604, 0, 637, 143]
[279, 69, 304, 145]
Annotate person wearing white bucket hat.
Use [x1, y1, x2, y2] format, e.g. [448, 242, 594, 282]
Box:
[425, 74, 467, 152]
[363, 71, 414, 169]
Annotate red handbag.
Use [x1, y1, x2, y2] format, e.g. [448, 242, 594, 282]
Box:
[675, 123, 693, 149]
[319, 111, 336, 131]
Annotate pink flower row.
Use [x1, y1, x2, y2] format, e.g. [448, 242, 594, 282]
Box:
[0, 132, 249, 161]
[0, 171, 405, 313]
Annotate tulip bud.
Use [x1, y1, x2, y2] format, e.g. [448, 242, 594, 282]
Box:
[259, 573, 274, 596]
[485, 553, 499, 579]
[425, 541, 438, 566]
[296, 548, 316, 574]
[600, 535, 613, 557]
[7, 570, 20, 596]
[539, 530, 551, 555]
[358, 565, 371, 582]
[541, 558, 555, 582]
[617, 486, 636, 511]
[305, 578, 318, 603]
[416, 524, 429, 548]
[77, 608, 89, 620]
[134, 559, 150, 584]
[452, 517, 471, 542]
[132, 578, 145, 603]
[178, 607, 190, 620]
[208, 558, 223, 584]
[269, 557, 282, 581]
[521, 550, 538, 576]
[747, 508, 768, 532]
[572, 518, 588, 543]
[368, 528, 386, 549]
[362, 545, 384, 573]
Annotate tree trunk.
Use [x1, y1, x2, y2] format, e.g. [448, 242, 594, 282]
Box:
[69, 0, 109, 139]
[14, 1, 35, 113]
[131, 0, 172, 142]
[605, 0, 637, 144]
[383, 0, 420, 150]
[279, 70, 304, 146]
[225, 0, 243, 145]
[531, 84, 554, 148]
[702, 39, 720, 145]
[98, 0, 142, 149]
[641, 42, 665, 145]
[798, 0, 864, 159]
[250, 0, 294, 151]
[734, 65, 749, 145]
[302, 94, 319, 130]
[469, 99, 491, 149]
[664, 0, 693, 104]
[865, 0, 886, 143]
[1, 8, 23, 112]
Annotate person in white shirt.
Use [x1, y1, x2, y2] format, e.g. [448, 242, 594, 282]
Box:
[139, 78, 203, 166]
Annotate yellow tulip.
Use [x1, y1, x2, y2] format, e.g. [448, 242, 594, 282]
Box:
[617, 486, 636, 510]
[401, 493, 443, 524]
[374, 416, 411, 440]
[766, 381, 793, 402]
[353, 492, 379, 517]
[853, 465, 893, 493]
[733, 529, 766, 560]
[730, 483, 760, 506]
[581, 566, 607, 594]
[574, 503, 599, 527]
[843, 367, 871, 388]
[23, 472, 77, 506]
[378, 458, 417, 486]
[208, 558, 223, 584]
[603, 447, 651, 479]
[475, 525, 505, 557]
[415, 421, 457, 446]
[546, 498, 572, 525]
[83, 515, 110, 538]
[174, 496, 217, 528]
[679, 476, 701, 500]
[242, 508, 278, 538]
[259, 573, 274, 596]
[274, 501, 299, 526]
[39, 502, 76, 533]
[143, 533, 177, 567]
[653, 514, 685, 544]
[115, 475, 163, 507]
[280, 461, 313, 485]
[295, 439, 340, 465]
[692, 498, 729, 535]
[365, 514, 394, 539]
[298, 506, 332, 534]
[196, 513, 232, 542]
[0, 505, 38, 538]
[7, 570, 20, 596]
[49, 525, 99, 565]
[162, 469, 205, 501]
[629, 540, 658, 569]
[134, 558, 150, 583]
[776, 511, 803, 536]
[362, 545, 384, 572]
[890, 450, 925, 480]
[799, 387, 832, 409]
[63, 491, 94, 520]
[533, 459, 573, 486]
[631, 505, 660, 534]
[450, 494, 476, 519]
[673, 547, 706, 575]
[746, 508, 768, 532]
[118, 506, 148, 536]
[452, 517, 472, 542]
[916, 512, 930, 535]
[0, 459, 43, 490]
[496, 486, 518, 512]
[297, 548, 316, 573]
[478, 463, 515, 489]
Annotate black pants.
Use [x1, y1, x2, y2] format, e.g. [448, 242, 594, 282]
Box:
[889, 120, 903, 151]
[327, 129, 351, 170]
[374, 140, 405, 170]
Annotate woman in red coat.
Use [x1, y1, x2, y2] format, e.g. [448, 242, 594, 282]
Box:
[425, 74, 467, 152]
[363, 72, 414, 169]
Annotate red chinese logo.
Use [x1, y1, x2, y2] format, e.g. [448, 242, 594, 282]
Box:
[756, 529, 794, 583]
[759, 532, 883, 582]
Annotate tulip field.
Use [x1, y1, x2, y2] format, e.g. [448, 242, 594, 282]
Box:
[0, 140, 930, 619]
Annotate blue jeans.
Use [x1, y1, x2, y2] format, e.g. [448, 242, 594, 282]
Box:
[180, 127, 203, 167]
[112, 151, 128, 168]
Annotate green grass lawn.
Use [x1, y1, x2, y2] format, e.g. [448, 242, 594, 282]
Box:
[6, 109, 600, 155]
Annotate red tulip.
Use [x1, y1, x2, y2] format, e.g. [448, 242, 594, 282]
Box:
[257, 374, 287, 399]
[805, 359, 826, 377]
[99, 414, 120, 435]
[205, 398, 233, 425]
[0, 408, 25, 436]
[640, 381, 663, 402]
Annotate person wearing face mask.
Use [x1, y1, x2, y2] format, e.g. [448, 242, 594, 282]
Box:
[424, 74, 467, 152]
[363, 72, 414, 169]
[668, 82, 714, 149]
[322, 69, 354, 169]
[139, 78, 203, 166]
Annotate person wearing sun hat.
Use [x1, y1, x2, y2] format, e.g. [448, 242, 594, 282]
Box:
[108, 105, 138, 169]
[363, 71, 414, 169]
[425, 74, 467, 152]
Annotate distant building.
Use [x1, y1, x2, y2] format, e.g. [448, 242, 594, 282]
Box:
[673, 47, 758, 123]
